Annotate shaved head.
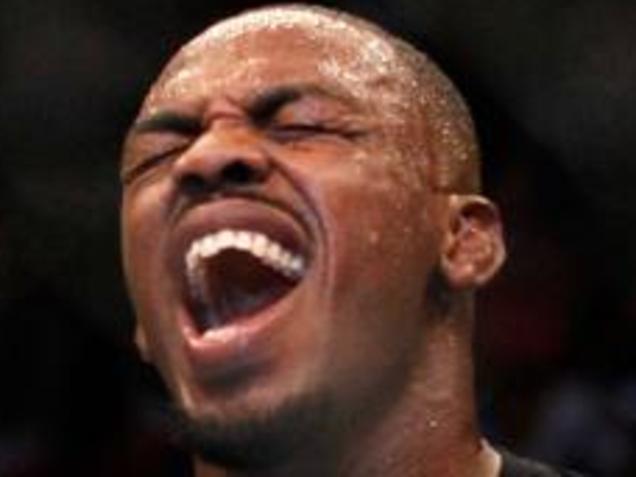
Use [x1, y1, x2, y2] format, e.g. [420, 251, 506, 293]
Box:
[122, 4, 505, 475]
[143, 4, 480, 194]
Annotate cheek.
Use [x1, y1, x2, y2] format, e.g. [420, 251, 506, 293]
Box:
[322, 166, 435, 292]
[122, 183, 169, 254]
[316, 161, 438, 353]
[122, 187, 184, 380]
[121, 184, 172, 308]
[329, 186, 432, 330]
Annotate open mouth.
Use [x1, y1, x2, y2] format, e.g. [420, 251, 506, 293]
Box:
[184, 228, 307, 335]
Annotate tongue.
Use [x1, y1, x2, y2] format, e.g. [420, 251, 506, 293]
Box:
[193, 249, 296, 332]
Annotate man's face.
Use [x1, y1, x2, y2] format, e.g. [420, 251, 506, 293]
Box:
[121, 20, 446, 452]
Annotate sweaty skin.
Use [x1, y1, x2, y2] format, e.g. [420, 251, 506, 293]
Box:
[121, 5, 505, 477]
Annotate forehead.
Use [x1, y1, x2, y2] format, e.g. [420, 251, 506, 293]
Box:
[142, 9, 414, 116]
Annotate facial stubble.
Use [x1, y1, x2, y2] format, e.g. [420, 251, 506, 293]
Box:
[166, 388, 335, 471]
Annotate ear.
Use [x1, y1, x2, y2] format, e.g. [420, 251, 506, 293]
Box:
[440, 194, 506, 289]
[134, 325, 152, 363]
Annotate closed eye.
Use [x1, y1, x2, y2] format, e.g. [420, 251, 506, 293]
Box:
[269, 123, 330, 140]
[121, 144, 188, 185]
[268, 123, 365, 143]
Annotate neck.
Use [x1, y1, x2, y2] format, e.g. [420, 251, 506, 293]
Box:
[194, 304, 501, 477]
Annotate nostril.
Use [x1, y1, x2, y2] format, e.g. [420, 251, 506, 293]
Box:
[221, 161, 258, 185]
[180, 173, 208, 195]
[176, 158, 268, 196]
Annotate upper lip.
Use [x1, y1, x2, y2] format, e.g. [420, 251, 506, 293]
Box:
[167, 192, 314, 297]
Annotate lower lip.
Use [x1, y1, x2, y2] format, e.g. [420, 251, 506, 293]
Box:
[179, 283, 302, 378]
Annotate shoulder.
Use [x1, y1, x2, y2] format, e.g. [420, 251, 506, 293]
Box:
[498, 449, 586, 477]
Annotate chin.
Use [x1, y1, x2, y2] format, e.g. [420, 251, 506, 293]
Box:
[167, 389, 331, 470]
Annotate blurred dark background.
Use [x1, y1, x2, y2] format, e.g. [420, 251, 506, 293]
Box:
[1, 1, 635, 475]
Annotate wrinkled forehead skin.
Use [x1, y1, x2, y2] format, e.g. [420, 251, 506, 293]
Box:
[139, 5, 480, 192]
[142, 7, 416, 125]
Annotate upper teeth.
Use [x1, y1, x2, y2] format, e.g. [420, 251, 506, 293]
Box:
[185, 229, 306, 285]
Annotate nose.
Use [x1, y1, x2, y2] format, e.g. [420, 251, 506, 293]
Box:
[172, 126, 271, 196]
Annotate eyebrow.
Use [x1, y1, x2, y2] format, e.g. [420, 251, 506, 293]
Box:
[130, 84, 357, 136]
[247, 84, 356, 122]
[131, 111, 201, 136]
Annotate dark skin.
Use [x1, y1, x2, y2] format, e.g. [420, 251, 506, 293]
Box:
[121, 7, 505, 477]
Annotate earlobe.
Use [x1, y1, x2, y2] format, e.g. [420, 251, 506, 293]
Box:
[440, 194, 506, 289]
[135, 325, 152, 363]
